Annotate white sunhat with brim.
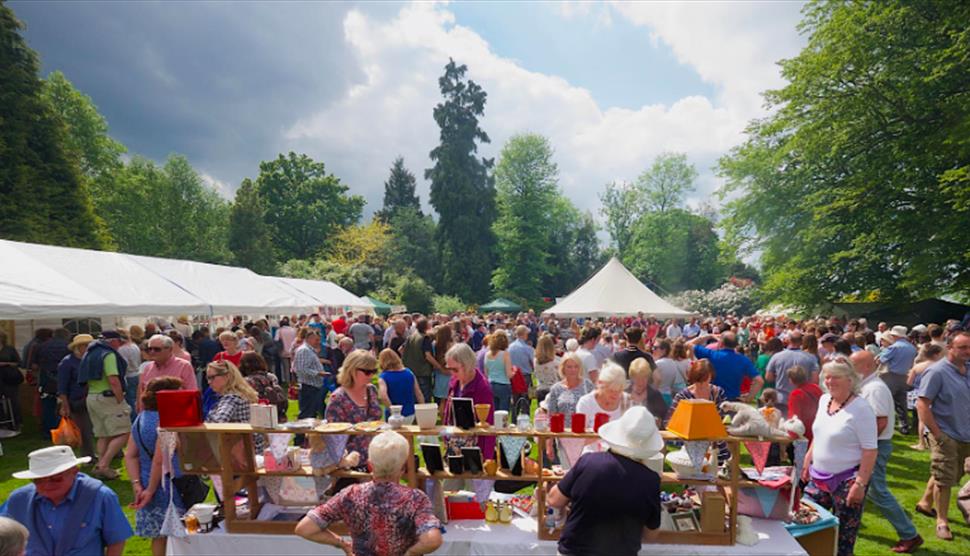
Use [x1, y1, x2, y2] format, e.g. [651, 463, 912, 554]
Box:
[12, 446, 91, 480]
[597, 406, 665, 463]
[885, 325, 909, 340]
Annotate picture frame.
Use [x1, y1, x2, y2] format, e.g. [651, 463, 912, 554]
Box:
[671, 511, 699, 532]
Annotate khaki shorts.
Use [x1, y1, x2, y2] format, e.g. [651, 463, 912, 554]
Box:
[86, 394, 131, 438]
[929, 431, 970, 487]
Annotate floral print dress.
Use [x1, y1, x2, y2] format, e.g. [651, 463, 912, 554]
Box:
[324, 385, 382, 465]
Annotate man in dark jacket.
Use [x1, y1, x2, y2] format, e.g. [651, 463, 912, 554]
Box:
[37, 328, 71, 438]
[57, 334, 96, 459]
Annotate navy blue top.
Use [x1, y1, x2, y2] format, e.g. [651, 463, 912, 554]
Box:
[557, 451, 661, 556]
[380, 368, 418, 417]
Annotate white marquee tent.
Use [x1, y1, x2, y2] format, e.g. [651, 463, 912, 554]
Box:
[0, 239, 372, 319]
[541, 257, 694, 319]
[276, 277, 372, 313]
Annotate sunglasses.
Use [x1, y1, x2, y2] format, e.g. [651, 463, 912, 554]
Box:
[357, 367, 378, 376]
[146, 346, 167, 353]
[206, 372, 226, 380]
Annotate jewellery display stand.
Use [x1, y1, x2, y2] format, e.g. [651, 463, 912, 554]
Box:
[164, 422, 787, 545]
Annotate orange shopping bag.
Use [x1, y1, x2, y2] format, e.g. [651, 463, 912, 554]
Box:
[51, 416, 81, 449]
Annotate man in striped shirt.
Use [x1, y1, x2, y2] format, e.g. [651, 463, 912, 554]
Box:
[293, 330, 328, 444]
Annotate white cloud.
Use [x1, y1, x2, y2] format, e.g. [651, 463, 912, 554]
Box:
[284, 1, 805, 220]
[200, 172, 234, 200]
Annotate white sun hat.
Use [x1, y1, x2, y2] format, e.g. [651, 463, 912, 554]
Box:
[597, 406, 665, 463]
[12, 446, 91, 480]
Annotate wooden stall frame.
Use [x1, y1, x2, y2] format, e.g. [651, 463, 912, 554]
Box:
[164, 422, 787, 544]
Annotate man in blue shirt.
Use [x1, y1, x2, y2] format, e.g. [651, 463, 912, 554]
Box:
[879, 325, 919, 434]
[508, 325, 535, 407]
[916, 331, 970, 541]
[1, 445, 132, 555]
[765, 332, 820, 417]
[689, 332, 762, 401]
[683, 318, 701, 339]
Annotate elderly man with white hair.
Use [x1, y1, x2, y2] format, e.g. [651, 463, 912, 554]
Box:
[136, 334, 197, 412]
[297, 431, 443, 556]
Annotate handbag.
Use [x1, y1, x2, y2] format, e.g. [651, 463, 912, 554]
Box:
[135, 415, 210, 507]
[510, 366, 528, 395]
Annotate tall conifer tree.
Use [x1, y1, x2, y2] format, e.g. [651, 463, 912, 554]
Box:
[376, 156, 421, 222]
[426, 59, 495, 302]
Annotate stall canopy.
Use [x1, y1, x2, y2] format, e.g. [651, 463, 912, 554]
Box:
[277, 277, 373, 313]
[480, 297, 523, 313]
[0, 239, 368, 319]
[362, 296, 393, 316]
[0, 239, 210, 318]
[541, 257, 693, 319]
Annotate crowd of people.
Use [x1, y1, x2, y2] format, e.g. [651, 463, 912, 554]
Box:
[0, 309, 968, 555]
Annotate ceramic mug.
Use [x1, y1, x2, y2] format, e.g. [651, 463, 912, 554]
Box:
[494, 410, 509, 429]
[571, 413, 586, 433]
[549, 413, 565, 433]
[594, 412, 610, 432]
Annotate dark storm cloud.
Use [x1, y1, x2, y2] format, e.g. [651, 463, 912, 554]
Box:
[10, 0, 372, 193]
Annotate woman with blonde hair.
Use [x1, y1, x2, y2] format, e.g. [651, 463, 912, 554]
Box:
[326, 350, 383, 467]
[629, 358, 667, 424]
[378, 348, 423, 423]
[484, 332, 513, 412]
[533, 334, 560, 403]
[544, 353, 594, 465]
[205, 360, 263, 451]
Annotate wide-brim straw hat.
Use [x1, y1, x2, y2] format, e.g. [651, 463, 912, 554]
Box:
[598, 406, 665, 463]
[13, 446, 91, 479]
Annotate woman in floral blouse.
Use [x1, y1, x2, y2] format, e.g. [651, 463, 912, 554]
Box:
[324, 349, 382, 466]
[297, 431, 443, 556]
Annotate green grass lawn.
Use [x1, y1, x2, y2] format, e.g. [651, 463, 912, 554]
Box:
[2, 399, 967, 555]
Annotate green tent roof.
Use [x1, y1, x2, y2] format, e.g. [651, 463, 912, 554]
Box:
[479, 297, 522, 313]
[363, 296, 393, 315]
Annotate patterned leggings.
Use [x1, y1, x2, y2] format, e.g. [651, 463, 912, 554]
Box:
[805, 477, 866, 556]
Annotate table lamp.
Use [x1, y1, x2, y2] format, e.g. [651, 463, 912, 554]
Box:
[666, 399, 728, 439]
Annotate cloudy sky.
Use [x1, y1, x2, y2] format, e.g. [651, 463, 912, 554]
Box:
[12, 1, 806, 219]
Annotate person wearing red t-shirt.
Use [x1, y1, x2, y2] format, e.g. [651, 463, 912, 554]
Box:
[332, 313, 349, 336]
[213, 330, 244, 367]
[786, 365, 822, 442]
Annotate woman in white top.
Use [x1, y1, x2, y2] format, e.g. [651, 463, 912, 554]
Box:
[801, 361, 877, 556]
[575, 362, 631, 456]
[533, 334, 560, 404]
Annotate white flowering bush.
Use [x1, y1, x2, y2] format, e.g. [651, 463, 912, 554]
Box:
[667, 283, 763, 316]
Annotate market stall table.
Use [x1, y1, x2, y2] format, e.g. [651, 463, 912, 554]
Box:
[168, 515, 807, 556]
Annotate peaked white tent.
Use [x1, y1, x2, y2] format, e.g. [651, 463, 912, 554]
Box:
[541, 257, 693, 318]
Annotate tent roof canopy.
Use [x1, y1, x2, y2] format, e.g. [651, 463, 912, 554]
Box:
[480, 297, 523, 313]
[0, 239, 368, 319]
[541, 257, 693, 319]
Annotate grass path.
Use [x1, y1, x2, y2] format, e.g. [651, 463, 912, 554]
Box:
[2, 399, 967, 555]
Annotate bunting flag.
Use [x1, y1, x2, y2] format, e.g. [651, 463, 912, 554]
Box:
[500, 436, 528, 469]
[755, 485, 779, 518]
[792, 439, 810, 479]
[744, 441, 772, 474]
[559, 438, 585, 469]
[684, 440, 711, 471]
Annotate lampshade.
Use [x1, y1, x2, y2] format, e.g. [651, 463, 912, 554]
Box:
[666, 399, 728, 440]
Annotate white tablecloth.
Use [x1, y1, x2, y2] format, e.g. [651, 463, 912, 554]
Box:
[168, 516, 807, 555]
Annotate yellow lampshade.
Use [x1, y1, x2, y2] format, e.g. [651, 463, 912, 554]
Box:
[666, 399, 728, 440]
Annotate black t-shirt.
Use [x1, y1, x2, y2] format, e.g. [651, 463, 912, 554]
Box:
[611, 348, 656, 375]
[557, 451, 661, 556]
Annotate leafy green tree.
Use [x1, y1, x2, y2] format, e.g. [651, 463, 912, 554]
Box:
[385, 207, 440, 289]
[625, 209, 722, 293]
[0, 5, 109, 249]
[599, 181, 640, 253]
[376, 157, 421, 222]
[718, 0, 970, 306]
[637, 152, 697, 213]
[491, 134, 560, 303]
[40, 71, 125, 179]
[96, 156, 161, 254]
[256, 152, 365, 262]
[432, 294, 466, 315]
[229, 178, 276, 274]
[426, 59, 496, 302]
[390, 273, 434, 315]
[544, 197, 604, 297]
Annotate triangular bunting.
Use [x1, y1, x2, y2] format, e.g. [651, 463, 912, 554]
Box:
[500, 436, 528, 469]
[792, 439, 809, 478]
[755, 484, 779, 517]
[559, 438, 585, 469]
[684, 440, 710, 470]
[744, 441, 771, 474]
